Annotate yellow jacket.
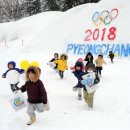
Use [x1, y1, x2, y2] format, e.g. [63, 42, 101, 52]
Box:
[55, 60, 68, 71]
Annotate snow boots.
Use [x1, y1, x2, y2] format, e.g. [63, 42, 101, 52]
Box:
[27, 115, 36, 125]
[72, 86, 78, 92]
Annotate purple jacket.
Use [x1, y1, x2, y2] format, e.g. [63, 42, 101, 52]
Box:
[20, 79, 47, 104]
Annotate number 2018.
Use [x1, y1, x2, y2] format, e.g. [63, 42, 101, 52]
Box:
[84, 27, 116, 41]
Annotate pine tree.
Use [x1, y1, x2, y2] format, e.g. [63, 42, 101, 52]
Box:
[33, 0, 41, 14]
[62, 0, 85, 11]
[45, 0, 60, 11]
[25, 0, 41, 16]
[90, 0, 101, 3]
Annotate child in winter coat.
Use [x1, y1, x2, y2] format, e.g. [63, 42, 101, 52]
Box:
[108, 51, 114, 63]
[70, 58, 85, 72]
[2, 61, 24, 92]
[84, 52, 94, 70]
[54, 53, 68, 79]
[48, 53, 59, 70]
[20, 66, 49, 125]
[95, 54, 107, 77]
[72, 61, 85, 100]
[82, 63, 100, 110]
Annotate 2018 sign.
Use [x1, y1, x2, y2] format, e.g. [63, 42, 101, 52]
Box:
[66, 8, 130, 57]
[84, 27, 116, 41]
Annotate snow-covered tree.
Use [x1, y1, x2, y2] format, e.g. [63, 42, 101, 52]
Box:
[24, 0, 41, 16]
[44, 0, 60, 11]
[0, 0, 25, 22]
[0, 0, 101, 23]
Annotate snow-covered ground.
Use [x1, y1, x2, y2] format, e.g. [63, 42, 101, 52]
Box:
[0, 52, 130, 130]
[0, 0, 130, 130]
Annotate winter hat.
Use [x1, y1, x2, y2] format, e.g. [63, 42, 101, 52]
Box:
[8, 61, 16, 68]
[86, 63, 95, 70]
[75, 61, 83, 70]
[26, 66, 40, 82]
[87, 52, 92, 56]
[77, 58, 83, 62]
[85, 52, 93, 60]
[60, 53, 68, 60]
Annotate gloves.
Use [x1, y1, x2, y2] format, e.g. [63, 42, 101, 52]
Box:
[2, 75, 6, 78]
[43, 101, 50, 111]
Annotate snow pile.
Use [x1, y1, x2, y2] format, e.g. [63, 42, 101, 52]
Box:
[0, 0, 130, 53]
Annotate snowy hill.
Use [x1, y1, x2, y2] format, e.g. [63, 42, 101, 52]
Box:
[0, 0, 130, 130]
[0, 0, 130, 55]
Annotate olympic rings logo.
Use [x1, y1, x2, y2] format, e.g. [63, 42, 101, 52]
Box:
[92, 8, 119, 26]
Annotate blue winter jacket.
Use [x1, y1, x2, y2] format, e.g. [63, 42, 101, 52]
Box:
[73, 70, 86, 88]
[2, 61, 24, 78]
[2, 68, 24, 78]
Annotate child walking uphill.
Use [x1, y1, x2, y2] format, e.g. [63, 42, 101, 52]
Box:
[84, 52, 94, 69]
[82, 63, 100, 110]
[20, 66, 50, 125]
[54, 53, 68, 79]
[108, 51, 114, 63]
[95, 54, 107, 77]
[72, 61, 85, 100]
[2, 61, 24, 92]
[48, 53, 59, 70]
[70, 58, 85, 72]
